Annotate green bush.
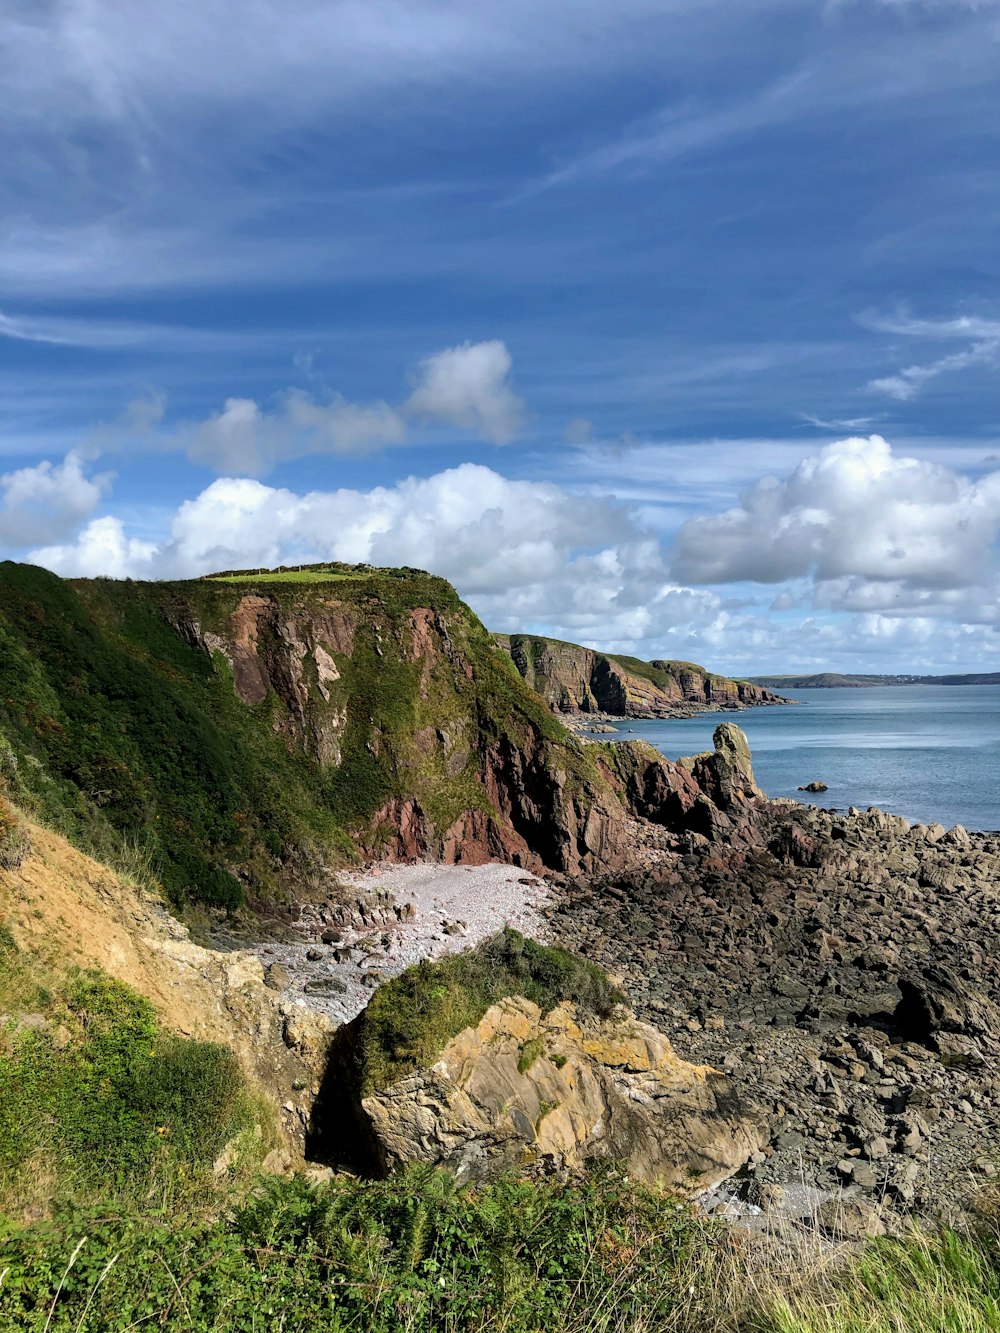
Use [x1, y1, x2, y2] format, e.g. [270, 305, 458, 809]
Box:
[0, 969, 254, 1203]
[355, 929, 623, 1095]
[0, 1168, 709, 1332]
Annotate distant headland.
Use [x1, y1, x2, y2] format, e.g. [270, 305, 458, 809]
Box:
[750, 671, 1000, 688]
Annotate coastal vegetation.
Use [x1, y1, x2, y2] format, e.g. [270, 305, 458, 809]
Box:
[0, 562, 591, 911]
[3, 1151, 1000, 1331]
[3, 561, 1000, 1330]
[351, 929, 623, 1095]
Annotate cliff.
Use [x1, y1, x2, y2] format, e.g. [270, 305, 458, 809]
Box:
[0, 562, 754, 912]
[0, 813, 334, 1161]
[497, 633, 787, 717]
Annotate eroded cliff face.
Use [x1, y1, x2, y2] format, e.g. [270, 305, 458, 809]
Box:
[0, 562, 767, 908]
[0, 818, 334, 1157]
[160, 577, 765, 882]
[498, 633, 786, 717]
[356, 997, 764, 1190]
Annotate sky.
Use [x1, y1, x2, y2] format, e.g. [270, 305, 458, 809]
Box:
[3, 0, 1000, 674]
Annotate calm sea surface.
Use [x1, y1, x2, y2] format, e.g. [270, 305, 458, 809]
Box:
[604, 685, 1000, 833]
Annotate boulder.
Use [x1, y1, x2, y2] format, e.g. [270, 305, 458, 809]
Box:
[896, 965, 1000, 1059]
[358, 996, 764, 1192]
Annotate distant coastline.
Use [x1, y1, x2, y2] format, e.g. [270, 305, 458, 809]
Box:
[749, 671, 1000, 689]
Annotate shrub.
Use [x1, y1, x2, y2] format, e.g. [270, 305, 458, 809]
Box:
[0, 969, 255, 1206]
[0, 798, 29, 870]
[355, 929, 623, 1095]
[0, 1168, 711, 1332]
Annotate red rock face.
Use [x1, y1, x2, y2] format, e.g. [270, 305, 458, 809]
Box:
[170, 592, 767, 880]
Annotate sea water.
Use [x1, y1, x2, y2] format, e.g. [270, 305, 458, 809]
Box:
[605, 684, 1000, 833]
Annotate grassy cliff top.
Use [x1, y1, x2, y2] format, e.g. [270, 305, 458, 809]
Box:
[496, 631, 717, 682]
[0, 562, 598, 912]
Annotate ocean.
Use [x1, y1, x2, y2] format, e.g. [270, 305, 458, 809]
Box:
[601, 684, 1000, 833]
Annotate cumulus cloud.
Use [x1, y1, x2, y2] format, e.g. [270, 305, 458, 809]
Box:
[405, 341, 524, 444]
[28, 463, 714, 650]
[184, 392, 406, 474]
[30, 516, 157, 579]
[673, 434, 1000, 612]
[23, 439, 1000, 673]
[168, 339, 523, 473]
[0, 452, 111, 546]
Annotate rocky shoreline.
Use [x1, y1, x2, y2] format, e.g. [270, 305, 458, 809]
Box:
[222, 722, 1000, 1234]
[546, 799, 1000, 1230]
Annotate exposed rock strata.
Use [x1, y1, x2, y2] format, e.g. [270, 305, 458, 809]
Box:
[547, 798, 1000, 1218]
[349, 997, 764, 1191]
[498, 632, 788, 717]
[0, 819, 334, 1156]
[169, 591, 762, 881]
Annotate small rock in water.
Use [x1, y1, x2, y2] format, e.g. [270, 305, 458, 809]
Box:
[798, 781, 828, 792]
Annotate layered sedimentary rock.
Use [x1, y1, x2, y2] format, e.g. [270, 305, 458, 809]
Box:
[0, 562, 771, 907]
[357, 997, 763, 1190]
[498, 632, 787, 717]
[160, 576, 771, 881]
[0, 816, 334, 1156]
[550, 794, 1000, 1217]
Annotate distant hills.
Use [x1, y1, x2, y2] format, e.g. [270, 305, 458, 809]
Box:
[750, 672, 1000, 689]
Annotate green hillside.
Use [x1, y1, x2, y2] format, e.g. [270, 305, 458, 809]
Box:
[0, 562, 593, 911]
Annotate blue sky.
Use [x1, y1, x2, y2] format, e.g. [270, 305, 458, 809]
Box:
[3, 0, 1000, 672]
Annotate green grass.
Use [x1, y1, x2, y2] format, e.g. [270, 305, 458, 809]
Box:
[4, 1165, 1000, 1332]
[0, 1168, 726, 1332]
[206, 570, 363, 584]
[352, 929, 623, 1096]
[767, 1226, 1000, 1333]
[0, 927, 265, 1215]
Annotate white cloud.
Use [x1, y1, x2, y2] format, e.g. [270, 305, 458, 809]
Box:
[30, 516, 157, 579]
[0, 451, 110, 546]
[29, 463, 696, 650]
[672, 435, 1000, 605]
[867, 341, 999, 400]
[405, 341, 524, 444]
[160, 339, 523, 473]
[183, 392, 406, 474]
[861, 307, 1000, 400]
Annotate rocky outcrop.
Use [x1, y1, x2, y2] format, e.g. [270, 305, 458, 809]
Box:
[548, 794, 1000, 1218]
[498, 633, 788, 717]
[0, 817, 334, 1157]
[355, 997, 763, 1191]
[168, 591, 356, 767]
[0, 562, 774, 909]
[163, 581, 765, 882]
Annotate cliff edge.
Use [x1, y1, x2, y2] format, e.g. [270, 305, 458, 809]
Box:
[497, 632, 787, 717]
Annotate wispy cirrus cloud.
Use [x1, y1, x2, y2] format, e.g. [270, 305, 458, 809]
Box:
[863, 308, 1000, 400]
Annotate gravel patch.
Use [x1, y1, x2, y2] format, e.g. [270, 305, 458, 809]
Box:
[256, 862, 551, 1026]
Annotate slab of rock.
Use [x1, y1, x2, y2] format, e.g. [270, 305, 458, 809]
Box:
[359, 997, 765, 1191]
